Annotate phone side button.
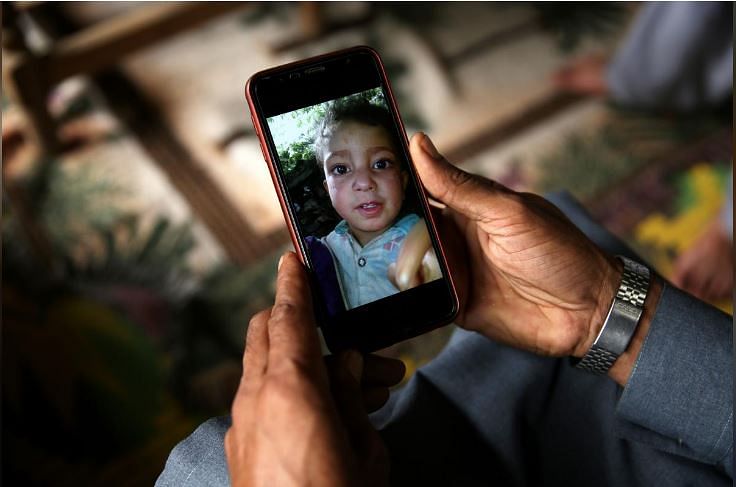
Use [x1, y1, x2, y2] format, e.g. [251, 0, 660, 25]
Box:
[250, 115, 262, 138]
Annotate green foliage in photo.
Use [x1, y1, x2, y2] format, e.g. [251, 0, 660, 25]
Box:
[272, 87, 387, 178]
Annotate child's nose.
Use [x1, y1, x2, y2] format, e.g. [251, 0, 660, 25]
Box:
[352, 170, 376, 191]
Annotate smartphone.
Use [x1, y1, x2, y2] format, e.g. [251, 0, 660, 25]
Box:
[246, 46, 458, 352]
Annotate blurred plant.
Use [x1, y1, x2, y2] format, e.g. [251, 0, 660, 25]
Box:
[2, 145, 281, 484]
[35, 162, 127, 250]
[277, 87, 386, 176]
[278, 138, 316, 175]
[3, 153, 269, 394]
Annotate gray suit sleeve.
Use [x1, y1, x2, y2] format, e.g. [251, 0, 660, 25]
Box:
[615, 284, 733, 477]
[155, 416, 231, 487]
[545, 191, 734, 478]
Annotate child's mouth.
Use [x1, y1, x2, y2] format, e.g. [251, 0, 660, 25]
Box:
[356, 201, 383, 217]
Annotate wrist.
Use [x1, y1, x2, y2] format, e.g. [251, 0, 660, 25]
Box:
[608, 276, 662, 385]
[573, 255, 657, 380]
[573, 253, 622, 358]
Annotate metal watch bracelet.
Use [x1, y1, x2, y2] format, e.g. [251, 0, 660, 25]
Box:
[574, 256, 651, 375]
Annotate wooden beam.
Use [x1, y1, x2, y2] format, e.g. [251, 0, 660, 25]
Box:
[445, 92, 587, 165]
[43, 2, 248, 84]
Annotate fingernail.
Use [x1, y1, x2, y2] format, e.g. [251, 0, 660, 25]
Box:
[278, 254, 285, 270]
[420, 133, 441, 159]
[345, 351, 363, 383]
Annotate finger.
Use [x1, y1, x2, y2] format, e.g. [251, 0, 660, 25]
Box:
[670, 266, 686, 288]
[714, 274, 732, 300]
[268, 252, 323, 364]
[362, 354, 406, 387]
[422, 248, 442, 282]
[705, 273, 728, 301]
[688, 269, 708, 300]
[410, 132, 518, 220]
[362, 387, 391, 413]
[324, 353, 405, 386]
[671, 253, 693, 289]
[329, 351, 380, 452]
[395, 220, 431, 290]
[242, 308, 271, 383]
[324, 353, 403, 412]
[387, 262, 398, 288]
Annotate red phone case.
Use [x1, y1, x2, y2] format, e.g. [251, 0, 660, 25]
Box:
[245, 46, 458, 317]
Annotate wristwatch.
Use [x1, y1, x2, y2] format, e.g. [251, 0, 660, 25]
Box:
[575, 256, 651, 375]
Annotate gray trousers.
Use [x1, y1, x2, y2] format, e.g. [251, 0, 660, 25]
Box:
[606, 2, 732, 111]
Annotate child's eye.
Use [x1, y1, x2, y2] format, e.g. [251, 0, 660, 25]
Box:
[330, 164, 350, 176]
[372, 159, 392, 170]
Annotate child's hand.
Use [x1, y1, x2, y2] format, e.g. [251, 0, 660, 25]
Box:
[388, 219, 441, 291]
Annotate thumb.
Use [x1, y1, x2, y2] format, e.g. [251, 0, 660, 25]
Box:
[410, 132, 517, 219]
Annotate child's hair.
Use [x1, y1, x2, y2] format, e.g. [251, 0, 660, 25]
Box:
[313, 98, 403, 167]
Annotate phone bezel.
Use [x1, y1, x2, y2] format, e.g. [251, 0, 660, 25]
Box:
[246, 46, 458, 352]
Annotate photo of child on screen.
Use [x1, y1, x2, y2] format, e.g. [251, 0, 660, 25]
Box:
[305, 97, 441, 315]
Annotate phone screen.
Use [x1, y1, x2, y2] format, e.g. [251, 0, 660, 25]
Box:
[249, 48, 457, 352]
[265, 87, 442, 316]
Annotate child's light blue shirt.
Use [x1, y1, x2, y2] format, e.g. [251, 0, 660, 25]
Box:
[323, 213, 420, 310]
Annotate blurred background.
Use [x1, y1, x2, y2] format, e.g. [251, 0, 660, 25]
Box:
[2, 2, 732, 485]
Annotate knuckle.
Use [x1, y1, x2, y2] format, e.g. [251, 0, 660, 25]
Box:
[448, 168, 475, 195]
[270, 356, 312, 381]
[259, 376, 300, 408]
[270, 302, 298, 321]
[246, 309, 269, 333]
[449, 167, 474, 186]
[437, 166, 478, 204]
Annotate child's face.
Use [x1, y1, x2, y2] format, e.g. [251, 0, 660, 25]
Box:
[322, 120, 408, 246]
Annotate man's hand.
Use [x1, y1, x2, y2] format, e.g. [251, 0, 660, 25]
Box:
[225, 253, 396, 487]
[410, 133, 621, 358]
